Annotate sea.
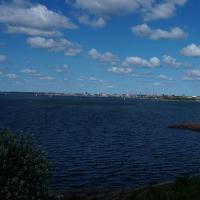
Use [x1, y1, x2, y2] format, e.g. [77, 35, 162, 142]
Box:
[0, 95, 200, 192]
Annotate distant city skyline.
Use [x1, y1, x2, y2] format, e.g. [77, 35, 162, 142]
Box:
[0, 0, 200, 95]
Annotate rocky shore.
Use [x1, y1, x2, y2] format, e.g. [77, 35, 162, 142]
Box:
[168, 123, 200, 132]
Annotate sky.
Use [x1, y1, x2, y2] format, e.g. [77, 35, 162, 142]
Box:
[0, 0, 200, 95]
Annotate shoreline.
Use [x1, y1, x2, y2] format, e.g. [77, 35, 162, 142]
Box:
[0, 92, 200, 102]
[0, 93, 200, 103]
[62, 177, 200, 200]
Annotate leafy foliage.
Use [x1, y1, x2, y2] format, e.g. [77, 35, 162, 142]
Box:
[0, 129, 57, 200]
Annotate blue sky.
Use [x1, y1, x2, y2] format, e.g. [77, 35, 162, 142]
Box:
[0, 0, 200, 95]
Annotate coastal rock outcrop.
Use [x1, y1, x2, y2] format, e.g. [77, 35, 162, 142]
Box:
[169, 123, 200, 132]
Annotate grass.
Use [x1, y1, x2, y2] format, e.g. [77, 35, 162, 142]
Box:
[126, 176, 200, 200]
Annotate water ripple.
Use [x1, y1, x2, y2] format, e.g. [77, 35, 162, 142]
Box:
[0, 96, 200, 192]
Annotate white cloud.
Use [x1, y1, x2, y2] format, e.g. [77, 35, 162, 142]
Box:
[65, 48, 82, 56]
[88, 48, 118, 64]
[143, 0, 187, 21]
[40, 76, 54, 81]
[76, 14, 106, 28]
[21, 68, 55, 80]
[0, 55, 7, 63]
[27, 37, 78, 52]
[181, 43, 200, 57]
[71, 0, 140, 17]
[123, 56, 160, 68]
[158, 74, 173, 81]
[183, 69, 200, 80]
[106, 85, 114, 88]
[6, 25, 62, 37]
[88, 77, 97, 81]
[55, 64, 68, 73]
[0, 1, 77, 35]
[108, 67, 133, 74]
[132, 24, 187, 40]
[21, 68, 37, 74]
[6, 73, 18, 79]
[68, 0, 187, 27]
[84, 77, 111, 87]
[77, 76, 108, 84]
[163, 55, 181, 67]
[21, 68, 44, 77]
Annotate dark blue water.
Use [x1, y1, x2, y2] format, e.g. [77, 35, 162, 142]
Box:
[1, 95, 200, 192]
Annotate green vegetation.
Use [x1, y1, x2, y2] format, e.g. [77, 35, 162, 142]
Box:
[126, 176, 200, 200]
[0, 129, 58, 200]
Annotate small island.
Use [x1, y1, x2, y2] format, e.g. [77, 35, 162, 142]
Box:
[169, 123, 200, 132]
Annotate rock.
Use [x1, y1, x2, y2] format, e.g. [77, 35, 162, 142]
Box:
[168, 123, 200, 132]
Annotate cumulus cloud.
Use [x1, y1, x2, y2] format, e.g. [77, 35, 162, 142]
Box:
[65, 48, 82, 56]
[183, 69, 200, 80]
[88, 48, 118, 64]
[0, 54, 7, 63]
[123, 56, 160, 68]
[27, 37, 79, 52]
[0, 1, 76, 29]
[132, 24, 187, 40]
[71, 0, 140, 17]
[6, 25, 63, 37]
[163, 55, 181, 67]
[181, 43, 200, 57]
[143, 0, 187, 21]
[68, 0, 187, 27]
[108, 67, 133, 74]
[158, 74, 173, 81]
[76, 14, 106, 28]
[0, 1, 76, 37]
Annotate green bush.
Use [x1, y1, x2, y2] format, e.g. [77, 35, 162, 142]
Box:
[0, 129, 57, 200]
